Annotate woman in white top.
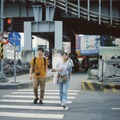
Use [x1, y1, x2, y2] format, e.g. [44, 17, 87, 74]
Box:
[56, 52, 72, 108]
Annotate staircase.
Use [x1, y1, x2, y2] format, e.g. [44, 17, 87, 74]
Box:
[40, 0, 120, 27]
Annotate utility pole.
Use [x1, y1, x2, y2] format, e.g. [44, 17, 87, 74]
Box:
[0, 0, 8, 82]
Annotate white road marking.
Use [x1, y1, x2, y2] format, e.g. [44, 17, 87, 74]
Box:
[0, 105, 68, 110]
[0, 99, 72, 104]
[111, 108, 120, 110]
[11, 92, 77, 95]
[0, 89, 78, 119]
[17, 89, 80, 92]
[2, 95, 75, 99]
[0, 112, 64, 119]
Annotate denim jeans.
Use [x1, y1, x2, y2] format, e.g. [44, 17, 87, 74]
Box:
[58, 75, 69, 106]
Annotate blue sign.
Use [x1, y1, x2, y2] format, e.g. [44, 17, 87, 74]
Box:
[8, 32, 21, 46]
[15, 41, 21, 52]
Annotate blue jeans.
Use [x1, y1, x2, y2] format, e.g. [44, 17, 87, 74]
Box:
[58, 75, 69, 106]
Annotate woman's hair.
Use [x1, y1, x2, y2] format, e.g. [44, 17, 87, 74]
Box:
[61, 52, 68, 56]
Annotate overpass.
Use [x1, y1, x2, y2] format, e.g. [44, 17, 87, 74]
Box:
[2, 0, 120, 53]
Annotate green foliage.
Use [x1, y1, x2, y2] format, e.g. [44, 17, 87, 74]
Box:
[99, 35, 116, 46]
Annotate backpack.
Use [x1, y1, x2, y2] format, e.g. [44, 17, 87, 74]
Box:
[33, 57, 46, 72]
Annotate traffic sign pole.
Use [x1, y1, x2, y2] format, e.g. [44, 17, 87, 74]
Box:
[0, 0, 8, 82]
[14, 49, 16, 82]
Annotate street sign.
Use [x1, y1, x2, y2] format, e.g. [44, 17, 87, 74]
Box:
[8, 32, 21, 46]
[15, 41, 21, 52]
[7, 32, 21, 82]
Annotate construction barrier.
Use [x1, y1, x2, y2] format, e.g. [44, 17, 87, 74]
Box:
[81, 80, 120, 92]
[0, 42, 4, 59]
[81, 81, 103, 91]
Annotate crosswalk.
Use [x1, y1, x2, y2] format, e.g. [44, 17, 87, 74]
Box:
[0, 89, 79, 119]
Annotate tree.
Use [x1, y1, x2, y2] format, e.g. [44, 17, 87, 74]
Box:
[99, 35, 116, 46]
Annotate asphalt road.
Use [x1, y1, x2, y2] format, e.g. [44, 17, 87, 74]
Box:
[0, 73, 120, 120]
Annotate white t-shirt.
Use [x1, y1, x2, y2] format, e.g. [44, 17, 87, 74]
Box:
[56, 61, 69, 75]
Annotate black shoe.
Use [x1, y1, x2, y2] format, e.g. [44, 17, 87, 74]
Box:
[39, 100, 43, 104]
[33, 98, 39, 104]
[63, 105, 66, 109]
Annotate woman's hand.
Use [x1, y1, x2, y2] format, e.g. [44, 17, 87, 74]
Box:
[57, 68, 62, 72]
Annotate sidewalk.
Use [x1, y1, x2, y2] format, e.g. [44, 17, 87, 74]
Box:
[0, 70, 54, 89]
[0, 71, 88, 90]
[0, 70, 120, 91]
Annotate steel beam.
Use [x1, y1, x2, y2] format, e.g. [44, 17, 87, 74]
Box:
[54, 0, 56, 8]
[24, 22, 32, 50]
[78, 0, 80, 18]
[87, 0, 90, 21]
[45, 6, 55, 21]
[32, 5, 42, 21]
[24, 21, 63, 50]
[31, 21, 55, 32]
[99, 0, 101, 25]
[65, 0, 68, 13]
[110, 0, 113, 25]
[55, 21, 63, 49]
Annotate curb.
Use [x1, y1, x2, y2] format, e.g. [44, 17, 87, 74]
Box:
[81, 80, 120, 92]
[0, 82, 33, 89]
[104, 84, 120, 89]
[81, 81, 104, 91]
[0, 75, 53, 89]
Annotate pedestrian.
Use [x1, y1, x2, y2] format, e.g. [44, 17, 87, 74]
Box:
[55, 52, 72, 108]
[0, 54, 1, 72]
[67, 54, 74, 76]
[29, 48, 48, 104]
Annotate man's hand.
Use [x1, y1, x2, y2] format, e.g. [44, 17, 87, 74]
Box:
[30, 66, 33, 80]
[30, 74, 33, 80]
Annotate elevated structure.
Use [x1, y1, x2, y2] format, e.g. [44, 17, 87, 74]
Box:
[2, 0, 120, 52]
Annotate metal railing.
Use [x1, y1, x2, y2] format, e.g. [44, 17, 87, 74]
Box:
[5, 0, 120, 26]
[41, 0, 120, 26]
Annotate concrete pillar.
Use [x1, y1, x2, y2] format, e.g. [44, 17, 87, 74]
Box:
[49, 38, 54, 61]
[24, 22, 32, 50]
[49, 38, 54, 53]
[55, 21, 63, 49]
[71, 35, 76, 54]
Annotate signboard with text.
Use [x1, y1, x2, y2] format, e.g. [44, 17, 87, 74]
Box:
[76, 35, 100, 55]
